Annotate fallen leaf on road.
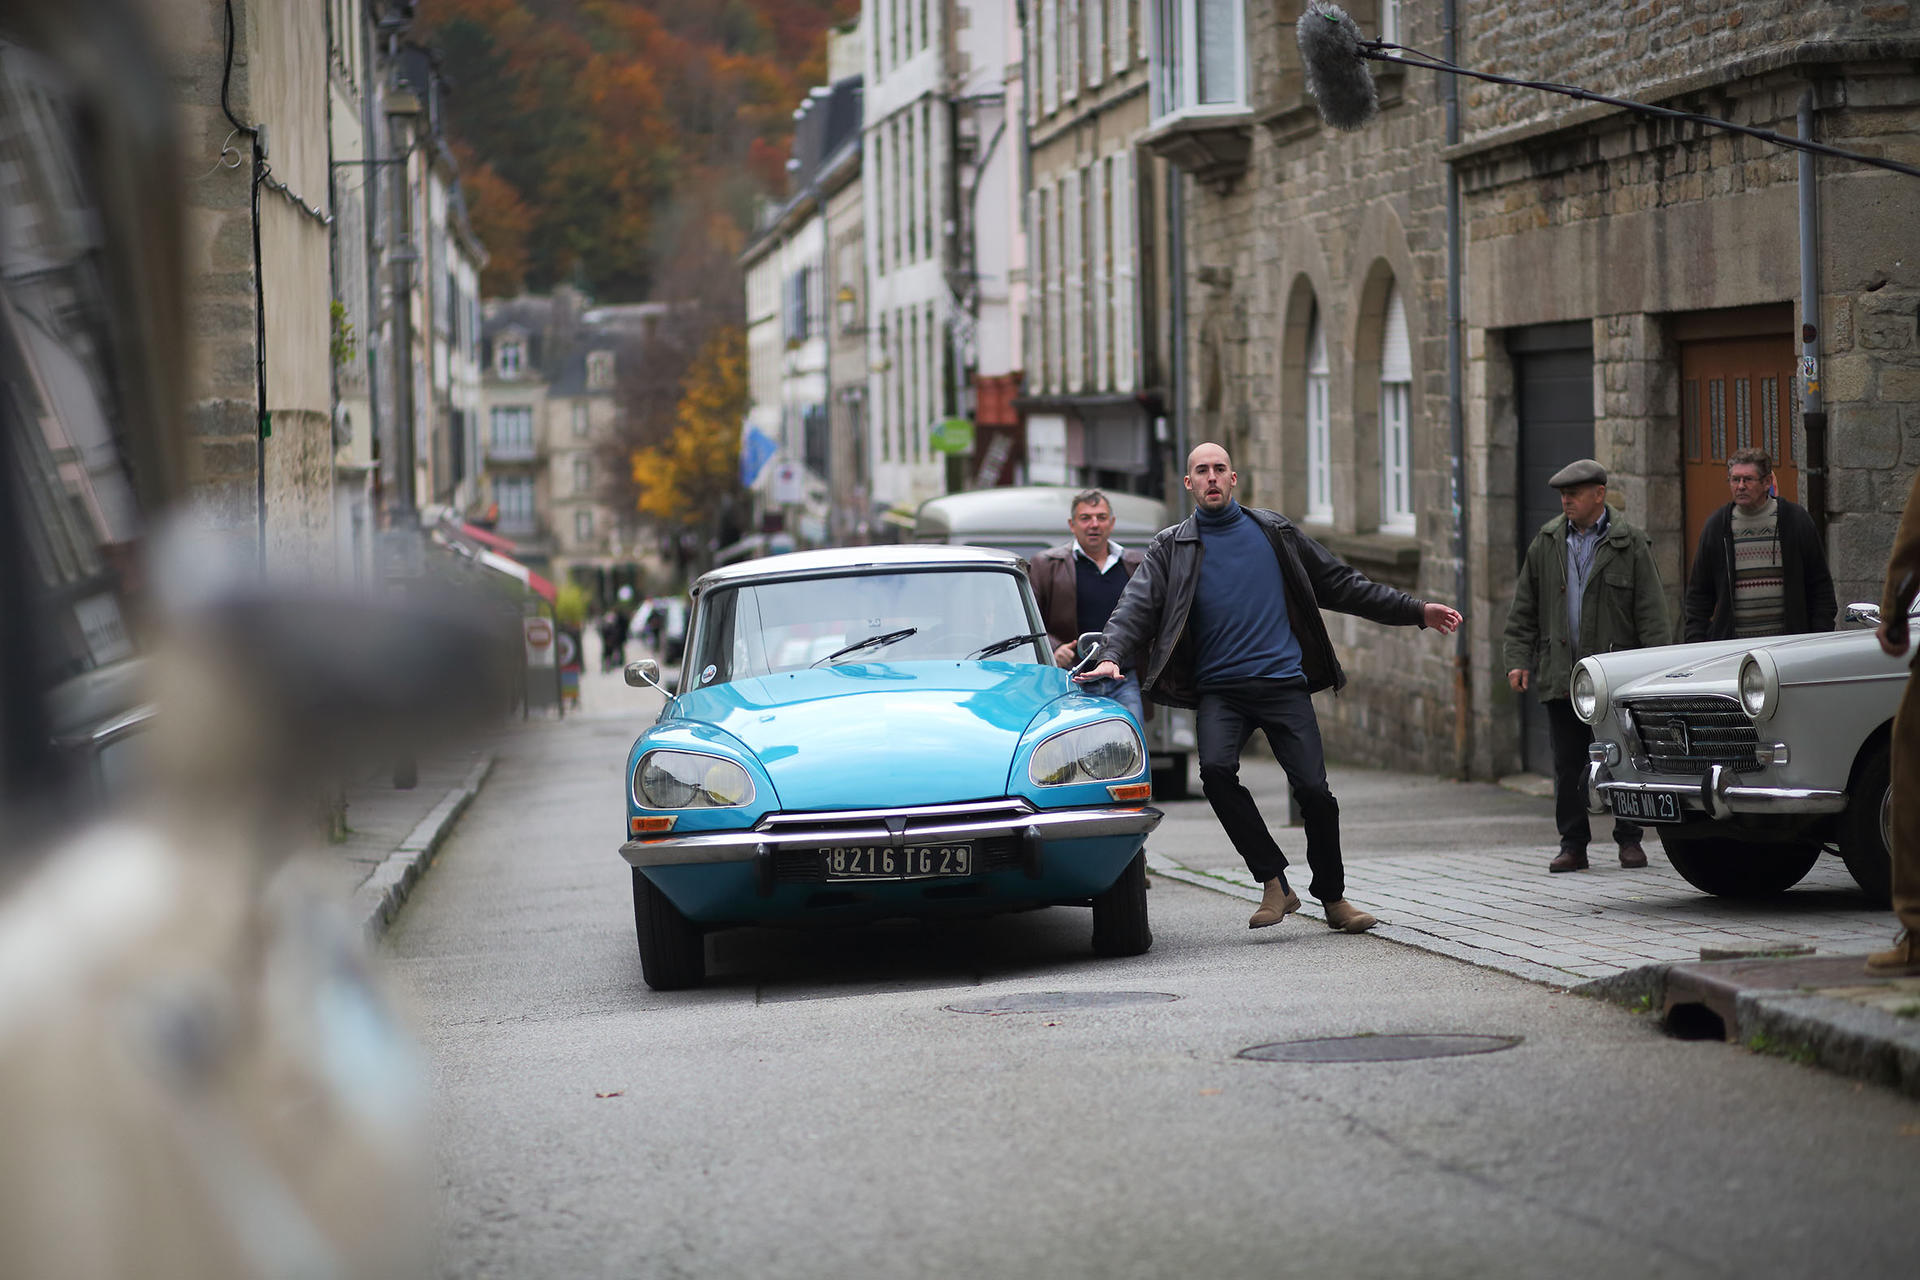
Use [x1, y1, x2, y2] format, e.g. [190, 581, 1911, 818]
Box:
[1900, 1124, 1920, 1137]
[1199, 1089, 1222, 1097]
[595, 1091, 625, 1099]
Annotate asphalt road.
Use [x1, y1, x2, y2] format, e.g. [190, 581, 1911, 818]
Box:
[383, 684, 1920, 1279]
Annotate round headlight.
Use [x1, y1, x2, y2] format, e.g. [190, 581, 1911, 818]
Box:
[1029, 720, 1144, 787]
[635, 750, 754, 809]
[1574, 667, 1605, 725]
[1739, 651, 1779, 722]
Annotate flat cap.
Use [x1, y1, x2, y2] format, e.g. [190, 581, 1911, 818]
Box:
[1547, 458, 1607, 489]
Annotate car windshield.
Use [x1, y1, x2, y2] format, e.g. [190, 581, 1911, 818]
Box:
[686, 568, 1046, 688]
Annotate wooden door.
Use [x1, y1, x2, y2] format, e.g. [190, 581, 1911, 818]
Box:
[1680, 335, 1799, 579]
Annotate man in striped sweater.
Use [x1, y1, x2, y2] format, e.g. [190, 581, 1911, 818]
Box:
[1682, 448, 1835, 642]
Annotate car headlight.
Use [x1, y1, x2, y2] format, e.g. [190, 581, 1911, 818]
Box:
[1571, 661, 1608, 724]
[634, 750, 754, 809]
[1739, 651, 1779, 722]
[1029, 719, 1144, 787]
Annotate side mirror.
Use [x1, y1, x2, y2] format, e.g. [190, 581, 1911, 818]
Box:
[1069, 632, 1106, 676]
[624, 659, 662, 689]
[1843, 602, 1882, 629]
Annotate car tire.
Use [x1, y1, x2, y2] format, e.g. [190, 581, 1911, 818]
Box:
[1152, 757, 1190, 801]
[1657, 832, 1821, 898]
[1091, 851, 1153, 957]
[633, 868, 705, 990]
[1838, 741, 1893, 908]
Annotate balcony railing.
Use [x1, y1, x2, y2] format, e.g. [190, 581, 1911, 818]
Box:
[487, 439, 539, 462]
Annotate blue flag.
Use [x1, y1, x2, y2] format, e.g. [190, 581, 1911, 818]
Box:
[740, 425, 778, 487]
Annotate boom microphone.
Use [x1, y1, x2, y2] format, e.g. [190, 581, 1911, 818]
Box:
[1297, 2, 1377, 131]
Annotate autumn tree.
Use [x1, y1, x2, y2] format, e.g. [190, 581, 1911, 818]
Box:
[630, 325, 749, 574]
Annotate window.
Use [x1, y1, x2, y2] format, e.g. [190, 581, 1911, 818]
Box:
[575, 508, 594, 542]
[1306, 307, 1332, 523]
[572, 401, 589, 437]
[1087, 0, 1105, 90]
[497, 338, 523, 378]
[1111, 150, 1136, 393]
[1380, 0, 1401, 47]
[1040, 0, 1058, 115]
[1379, 283, 1414, 534]
[1063, 167, 1083, 393]
[494, 474, 535, 533]
[1110, 0, 1131, 76]
[907, 307, 921, 459]
[1150, 0, 1246, 122]
[1090, 159, 1109, 390]
[573, 455, 591, 494]
[489, 405, 534, 458]
[586, 350, 614, 390]
[877, 315, 892, 462]
[922, 101, 936, 262]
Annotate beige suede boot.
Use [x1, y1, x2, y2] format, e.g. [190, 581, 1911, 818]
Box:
[1248, 879, 1301, 929]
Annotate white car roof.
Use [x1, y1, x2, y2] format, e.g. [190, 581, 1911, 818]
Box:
[691, 543, 1024, 594]
[912, 485, 1171, 541]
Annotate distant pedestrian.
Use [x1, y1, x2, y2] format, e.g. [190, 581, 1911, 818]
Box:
[1027, 489, 1147, 724]
[1503, 459, 1671, 874]
[1078, 442, 1462, 935]
[1868, 468, 1920, 976]
[1682, 448, 1835, 641]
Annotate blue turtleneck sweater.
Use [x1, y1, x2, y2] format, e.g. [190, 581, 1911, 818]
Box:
[1191, 500, 1304, 687]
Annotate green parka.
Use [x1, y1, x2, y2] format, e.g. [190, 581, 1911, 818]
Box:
[1502, 509, 1672, 702]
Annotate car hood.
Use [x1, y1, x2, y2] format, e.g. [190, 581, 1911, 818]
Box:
[1609, 628, 1885, 701]
[667, 662, 1067, 809]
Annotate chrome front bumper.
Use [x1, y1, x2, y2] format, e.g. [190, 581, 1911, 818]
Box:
[1585, 761, 1847, 819]
[620, 798, 1163, 869]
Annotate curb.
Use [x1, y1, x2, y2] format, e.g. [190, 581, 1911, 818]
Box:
[350, 754, 496, 942]
[1575, 961, 1920, 1101]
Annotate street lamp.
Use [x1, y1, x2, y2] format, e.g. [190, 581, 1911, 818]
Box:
[835, 283, 864, 335]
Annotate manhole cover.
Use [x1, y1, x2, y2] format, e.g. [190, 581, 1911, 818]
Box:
[947, 991, 1179, 1015]
[1237, 1034, 1521, 1063]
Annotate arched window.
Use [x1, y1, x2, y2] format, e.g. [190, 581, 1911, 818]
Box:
[1306, 307, 1332, 523]
[1379, 283, 1414, 534]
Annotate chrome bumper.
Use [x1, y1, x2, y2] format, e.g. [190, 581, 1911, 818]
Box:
[620, 801, 1163, 869]
[1585, 762, 1847, 818]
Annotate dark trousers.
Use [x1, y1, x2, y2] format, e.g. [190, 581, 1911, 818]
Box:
[1545, 697, 1641, 853]
[1196, 680, 1344, 903]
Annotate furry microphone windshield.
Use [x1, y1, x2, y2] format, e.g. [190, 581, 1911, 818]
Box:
[1298, 1, 1378, 131]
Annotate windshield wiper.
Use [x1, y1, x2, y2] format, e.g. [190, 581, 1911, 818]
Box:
[813, 627, 918, 666]
[969, 631, 1048, 660]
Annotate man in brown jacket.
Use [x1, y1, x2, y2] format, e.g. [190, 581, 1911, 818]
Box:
[1028, 489, 1147, 723]
[1869, 468, 1920, 976]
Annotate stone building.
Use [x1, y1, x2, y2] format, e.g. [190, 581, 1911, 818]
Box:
[1020, 0, 1172, 498]
[1158, 0, 1920, 779]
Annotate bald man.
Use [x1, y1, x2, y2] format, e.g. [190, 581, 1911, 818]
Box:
[1080, 443, 1462, 934]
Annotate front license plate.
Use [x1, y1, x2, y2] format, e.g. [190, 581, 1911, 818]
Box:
[821, 844, 974, 880]
[1608, 790, 1680, 823]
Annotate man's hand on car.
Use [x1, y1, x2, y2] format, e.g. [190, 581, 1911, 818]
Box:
[1075, 659, 1121, 684]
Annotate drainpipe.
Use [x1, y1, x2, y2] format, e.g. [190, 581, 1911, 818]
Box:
[1169, 167, 1189, 516]
[1798, 91, 1826, 538]
[1444, 0, 1472, 778]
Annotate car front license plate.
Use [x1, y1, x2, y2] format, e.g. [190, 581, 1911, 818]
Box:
[1608, 790, 1680, 823]
[821, 844, 974, 880]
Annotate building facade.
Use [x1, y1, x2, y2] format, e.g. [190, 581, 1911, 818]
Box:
[1160, 0, 1920, 778]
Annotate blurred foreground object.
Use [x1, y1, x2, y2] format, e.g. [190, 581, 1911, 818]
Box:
[0, 5, 506, 1275]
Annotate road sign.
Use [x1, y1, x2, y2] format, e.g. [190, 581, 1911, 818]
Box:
[930, 418, 974, 454]
[771, 461, 803, 505]
[525, 616, 555, 667]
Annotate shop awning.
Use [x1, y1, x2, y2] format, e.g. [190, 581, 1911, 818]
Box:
[476, 548, 558, 603]
[459, 522, 519, 555]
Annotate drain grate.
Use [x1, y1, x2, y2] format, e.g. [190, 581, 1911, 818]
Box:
[1237, 1034, 1521, 1063]
[947, 991, 1179, 1015]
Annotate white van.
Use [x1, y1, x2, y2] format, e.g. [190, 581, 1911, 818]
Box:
[913, 486, 1196, 798]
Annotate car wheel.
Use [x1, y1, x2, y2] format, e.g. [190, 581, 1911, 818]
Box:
[1656, 832, 1820, 898]
[1152, 757, 1190, 801]
[1091, 851, 1153, 957]
[1838, 741, 1893, 908]
[633, 868, 705, 990]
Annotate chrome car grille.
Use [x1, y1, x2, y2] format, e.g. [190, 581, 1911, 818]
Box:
[1620, 695, 1758, 775]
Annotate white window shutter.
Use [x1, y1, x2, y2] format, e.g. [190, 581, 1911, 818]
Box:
[1026, 1, 1042, 126]
[1027, 187, 1044, 386]
[1381, 284, 1411, 381]
[1063, 167, 1084, 394]
[1110, 0, 1128, 77]
[1063, 0, 1079, 105]
[1089, 159, 1109, 391]
[1087, 0, 1105, 89]
[1112, 149, 1136, 393]
[1041, 0, 1058, 116]
[1044, 183, 1063, 394]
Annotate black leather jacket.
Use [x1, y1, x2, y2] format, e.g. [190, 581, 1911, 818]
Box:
[1098, 505, 1428, 708]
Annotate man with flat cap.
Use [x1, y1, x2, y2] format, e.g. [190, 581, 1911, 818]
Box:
[1503, 459, 1672, 873]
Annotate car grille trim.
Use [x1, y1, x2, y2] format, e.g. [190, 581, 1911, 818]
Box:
[757, 798, 1036, 830]
[1619, 695, 1760, 775]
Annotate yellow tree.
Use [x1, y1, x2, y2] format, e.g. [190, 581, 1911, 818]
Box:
[631, 325, 747, 563]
